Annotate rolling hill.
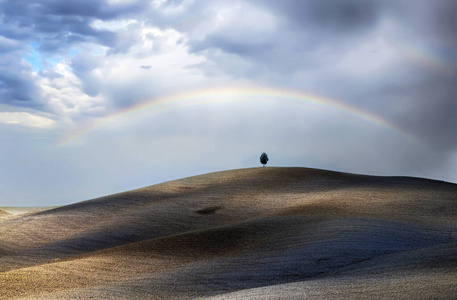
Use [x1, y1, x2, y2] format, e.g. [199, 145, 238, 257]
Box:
[0, 167, 456, 299]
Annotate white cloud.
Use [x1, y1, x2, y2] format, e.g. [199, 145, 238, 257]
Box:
[38, 62, 108, 119]
[68, 23, 234, 113]
[0, 112, 55, 129]
[91, 19, 138, 31]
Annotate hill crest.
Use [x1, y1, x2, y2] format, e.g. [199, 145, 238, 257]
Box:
[0, 167, 456, 299]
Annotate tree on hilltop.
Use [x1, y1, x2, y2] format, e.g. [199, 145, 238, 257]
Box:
[260, 152, 269, 167]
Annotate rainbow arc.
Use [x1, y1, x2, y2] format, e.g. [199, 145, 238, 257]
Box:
[58, 86, 413, 146]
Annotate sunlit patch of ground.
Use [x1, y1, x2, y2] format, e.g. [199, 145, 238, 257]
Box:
[0, 207, 58, 215]
[0, 207, 59, 223]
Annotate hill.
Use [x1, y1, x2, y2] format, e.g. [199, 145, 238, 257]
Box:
[0, 210, 9, 219]
[0, 167, 456, 299]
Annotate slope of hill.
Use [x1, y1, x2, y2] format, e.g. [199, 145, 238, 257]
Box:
[0, 167, 456, 299]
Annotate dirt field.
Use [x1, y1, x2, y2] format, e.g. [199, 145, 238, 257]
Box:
[1, 167, 456, 299]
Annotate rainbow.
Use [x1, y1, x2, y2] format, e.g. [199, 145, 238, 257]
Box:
[392, 41, 453, 76]
[58, 86, 412, 146]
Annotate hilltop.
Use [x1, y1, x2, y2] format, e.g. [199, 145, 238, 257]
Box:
[0, 167, 456, 299]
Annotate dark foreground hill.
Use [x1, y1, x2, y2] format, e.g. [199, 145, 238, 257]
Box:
[0, 167, 456, 299]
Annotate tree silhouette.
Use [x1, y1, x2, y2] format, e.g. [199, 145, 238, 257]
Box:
[260, 152, 269, 167]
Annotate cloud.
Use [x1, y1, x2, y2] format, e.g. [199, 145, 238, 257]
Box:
[38, 61, 108, 119]
[0, 1, 115, 109]
[188, 2, 278, 55]
[173, 0, 384, 76]
[390, 73, 457, 152]
[70, 51, 106, 97]
[0, 50, 40, 107]
[0, 35, 21, 52]
[0, 112, 55, 128]
[0, 1, 123, 49]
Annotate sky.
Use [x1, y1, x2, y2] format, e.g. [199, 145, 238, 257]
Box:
[0, 0, 456, 206]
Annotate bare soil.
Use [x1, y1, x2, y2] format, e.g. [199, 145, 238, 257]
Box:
[0, 167, 456, 299]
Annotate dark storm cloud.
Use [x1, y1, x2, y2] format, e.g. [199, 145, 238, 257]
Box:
[259, 0, 381, 33]
[0, 0, 147, 107]
[0, 36, 20, 52]
[0, 69, 38, 105]
[0, 0, 138, 51]
[184, 0, 457, 149]
[186, 0, 383, 63]
[179, 0, 455, 78]
[40, 0, 142, 19]
[190, 35, 274, 57]
[392, 73, 457, 152]
[1, 0, 146, 27]
[395, 0, 457, 49]
[0, 43, 40, 106]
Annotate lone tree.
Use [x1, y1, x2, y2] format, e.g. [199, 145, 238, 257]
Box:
[260, 152, 269, 167]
